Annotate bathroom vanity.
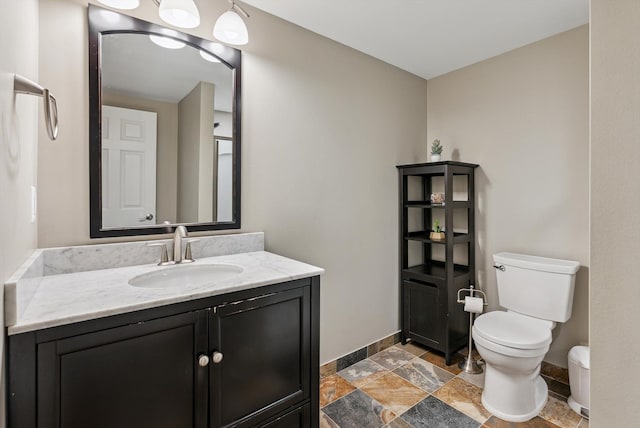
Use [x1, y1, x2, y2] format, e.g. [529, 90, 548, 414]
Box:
[5, 233, 322, 428]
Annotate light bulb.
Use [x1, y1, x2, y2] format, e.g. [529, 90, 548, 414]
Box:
[149, 35, 186, 50]
[97, 0, 140, 9]
[199, 50, 221, 63]
[213, 10, 249, 45]
[158, 0, 200, 29]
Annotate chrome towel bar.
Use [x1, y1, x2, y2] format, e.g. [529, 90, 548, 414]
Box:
[14, 74, 59, 141]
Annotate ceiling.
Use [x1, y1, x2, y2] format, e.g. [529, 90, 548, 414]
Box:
[102, 33, 234, 111]
[242, 0, 589, 79]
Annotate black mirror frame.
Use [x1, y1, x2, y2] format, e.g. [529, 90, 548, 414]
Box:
[88, 5, 241, 238]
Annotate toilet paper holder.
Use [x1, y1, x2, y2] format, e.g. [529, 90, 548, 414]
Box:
[456, 286, 488, 306]
[456, 284, 487, 375]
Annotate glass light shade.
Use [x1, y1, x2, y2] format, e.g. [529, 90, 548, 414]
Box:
[199, 50, 221, 63]
[149, 35, 186, 49]
[159, 0, 200, 29]
[213, 10, 249, 45]
[97, 0, 140, 9]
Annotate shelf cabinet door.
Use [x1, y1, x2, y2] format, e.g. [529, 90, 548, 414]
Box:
[37, 310, 209, 428]
[403, 280, 442, 348]
[210, 287, 311, 427]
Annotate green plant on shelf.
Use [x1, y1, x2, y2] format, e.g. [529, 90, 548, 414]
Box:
[433, 219, 442, 232]
[431, 139, 443, 155]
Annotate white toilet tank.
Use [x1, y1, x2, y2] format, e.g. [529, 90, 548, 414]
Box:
[493, 252, 580, 322]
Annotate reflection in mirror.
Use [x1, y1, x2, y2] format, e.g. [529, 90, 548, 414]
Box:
[89, 5, 241, 237]
[101, 33, 233, 227]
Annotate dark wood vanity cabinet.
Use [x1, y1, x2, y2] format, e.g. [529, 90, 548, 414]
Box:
[37, 310, 209, 428]
[211, 287, 312, 427]
[397, 162, 478, 365]
[7, 277, 320, 428]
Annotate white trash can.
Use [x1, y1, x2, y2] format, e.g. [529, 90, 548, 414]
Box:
[568, 345, 590, 419]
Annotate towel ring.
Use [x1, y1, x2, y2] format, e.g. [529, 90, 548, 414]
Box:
[14, 74, 59, 141]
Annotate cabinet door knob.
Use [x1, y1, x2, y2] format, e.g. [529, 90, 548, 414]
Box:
[198, 354, 210, 367]
[211, 351, 224, 364]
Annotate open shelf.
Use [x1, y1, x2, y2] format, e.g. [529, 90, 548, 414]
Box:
[403, 262, 470, 283]
[405, 201, 471, 209]
[404, 231, 470, 244]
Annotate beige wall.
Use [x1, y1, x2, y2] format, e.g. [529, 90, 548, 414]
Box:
[177, 83, 202, 223]
[591, 0, 640, 424]
[197, 83, 215, 223]
[37, 0, 428, 363]
[38, 0, 91, 246]
[0, 0, 39, 425]
[177, 81, 215, 223]
[102, 91, 179, 223]
[426, 26, 589, 367]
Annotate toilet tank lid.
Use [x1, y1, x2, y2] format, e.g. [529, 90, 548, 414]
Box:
[494, 252, 580, 274]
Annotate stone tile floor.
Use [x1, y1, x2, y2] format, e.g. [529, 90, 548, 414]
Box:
[320, 343, 589, 428]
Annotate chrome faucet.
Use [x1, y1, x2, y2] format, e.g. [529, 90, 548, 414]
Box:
[173, 226, 188, 263]
[147, 225, 196, 266]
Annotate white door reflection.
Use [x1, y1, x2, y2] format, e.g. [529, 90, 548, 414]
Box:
[101, 106, 157, 228]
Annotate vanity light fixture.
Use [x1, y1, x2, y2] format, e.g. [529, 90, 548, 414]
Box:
[98, 0, 250, 46]
[213, 0, 250, 45]
[149, 34, 186, 49]
[152, 0, 201, 29]
[97, 0, 140, 9]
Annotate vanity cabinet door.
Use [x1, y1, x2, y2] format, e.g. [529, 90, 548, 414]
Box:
[209, 287, 311, 427]
[37, 310, 209, 428]
[261, 404, 311, 428]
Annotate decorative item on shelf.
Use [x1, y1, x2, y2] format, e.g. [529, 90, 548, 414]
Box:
[430, 192, 445, 205]
[429, 219, 445, 241]
[430, 139, 443, 162]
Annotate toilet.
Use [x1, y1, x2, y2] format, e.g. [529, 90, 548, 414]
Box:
[472, 252, 580, 422]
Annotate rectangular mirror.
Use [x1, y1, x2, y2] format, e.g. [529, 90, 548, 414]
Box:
[89, 5, 241, 237]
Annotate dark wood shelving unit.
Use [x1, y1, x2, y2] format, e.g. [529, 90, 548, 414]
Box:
[397, 161, 479, 364]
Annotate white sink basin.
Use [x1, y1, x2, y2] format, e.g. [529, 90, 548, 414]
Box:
[129, 264, 243, 288]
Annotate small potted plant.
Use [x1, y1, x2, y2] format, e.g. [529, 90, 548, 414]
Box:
[429, 219, 445, 241]
[431, 139, 443, 162]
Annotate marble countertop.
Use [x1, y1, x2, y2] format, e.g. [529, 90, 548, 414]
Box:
[7, 251, 323, 335]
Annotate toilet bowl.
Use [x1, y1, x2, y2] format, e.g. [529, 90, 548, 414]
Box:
[473, 253, 580, 422]
[472, 311, 552, 421]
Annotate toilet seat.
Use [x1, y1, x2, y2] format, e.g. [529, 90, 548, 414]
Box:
[474, 311, 552, 350]
[473, 329, 549, 358]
